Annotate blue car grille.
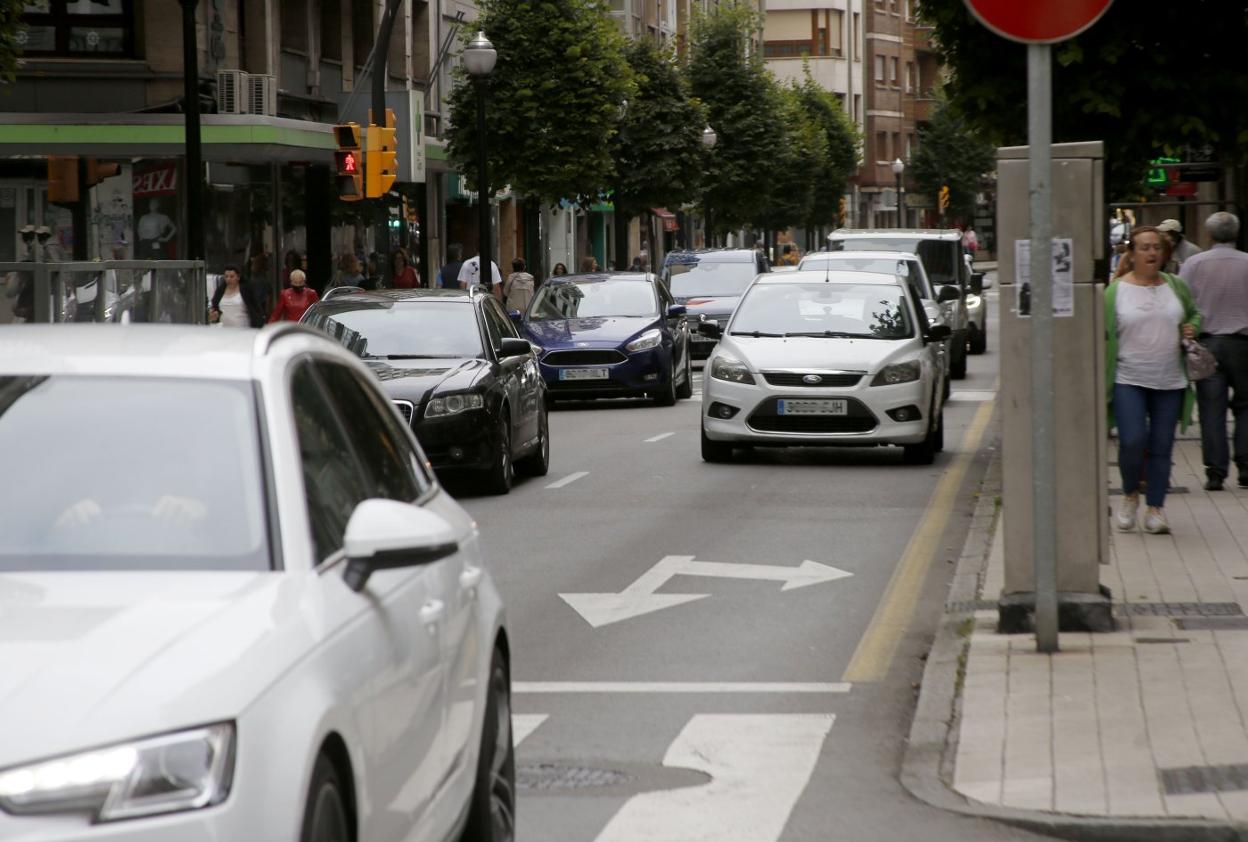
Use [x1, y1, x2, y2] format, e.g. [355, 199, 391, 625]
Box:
[542, 349, 628, 366]
[762, 372, 862, 388]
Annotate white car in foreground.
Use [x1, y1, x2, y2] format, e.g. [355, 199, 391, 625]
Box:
[698, 270, 950, 464]
[0, 325, 513, 842]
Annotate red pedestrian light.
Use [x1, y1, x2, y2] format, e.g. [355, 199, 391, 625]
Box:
[333, 123, 364, 201]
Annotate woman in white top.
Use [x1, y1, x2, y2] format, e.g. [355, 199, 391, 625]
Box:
[1105, 227, 1201, 534]
[209, 265, 262, 328]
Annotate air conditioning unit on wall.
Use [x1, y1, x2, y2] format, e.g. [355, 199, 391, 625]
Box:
[216, 70, 248, 114]
[248, 74, 276, 117]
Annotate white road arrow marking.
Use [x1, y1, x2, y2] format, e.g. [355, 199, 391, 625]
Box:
[560, 555, 852, 628]
[594, 714, 835, 842]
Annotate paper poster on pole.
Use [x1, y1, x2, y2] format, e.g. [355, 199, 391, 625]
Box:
[1014, 237, 1074, 318]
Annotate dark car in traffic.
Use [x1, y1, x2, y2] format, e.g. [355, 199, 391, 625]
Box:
[302, 288, 548, 494]
[661, 249, 769, 359]
[517, 272, 693, 404]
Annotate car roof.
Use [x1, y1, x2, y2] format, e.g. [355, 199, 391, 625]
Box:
[544, 272, 657, 284]
[0, 324, 330, 380]
[664, 249, 758, 263]
[801, 250, 923, 262]
[754, 269, 904, 286]
[828, 228, 962, 242]
[316, 288, 479, 305]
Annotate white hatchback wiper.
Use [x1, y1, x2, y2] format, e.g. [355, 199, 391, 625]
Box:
[782, 330, 876, 339]
[729, 330, 784, 337]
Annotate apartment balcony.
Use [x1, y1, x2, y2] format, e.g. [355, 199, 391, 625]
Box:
[764, 42, 850, 93]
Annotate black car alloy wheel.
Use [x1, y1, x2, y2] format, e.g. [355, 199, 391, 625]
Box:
[462, 648, 515, 842]
[301, 756, 350, 842]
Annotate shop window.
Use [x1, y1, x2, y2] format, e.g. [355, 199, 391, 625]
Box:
[18, 0, 133, 57]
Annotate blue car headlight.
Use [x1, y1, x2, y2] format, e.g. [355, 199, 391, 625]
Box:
[425, 393, 485, 418]
[625, 329, 663, 353]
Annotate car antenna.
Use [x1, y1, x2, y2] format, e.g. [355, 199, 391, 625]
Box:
[824, 254, 831, 283]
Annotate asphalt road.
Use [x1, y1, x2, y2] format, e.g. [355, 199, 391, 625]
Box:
[456, 289, 1054, 841]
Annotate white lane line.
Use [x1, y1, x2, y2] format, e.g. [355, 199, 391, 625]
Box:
[948, 390, 997, 403]
[545, 471, 589, 489]
[645, 432, 675, 443]
[513, 681, 851, 694]
[594, 714, 836, 842]
[512, 714, 548, 747]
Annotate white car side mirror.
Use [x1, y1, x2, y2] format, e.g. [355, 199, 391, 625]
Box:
[342, 499, 458, 592]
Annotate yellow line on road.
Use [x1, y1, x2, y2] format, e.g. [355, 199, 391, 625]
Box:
[841, 398, 995, 683]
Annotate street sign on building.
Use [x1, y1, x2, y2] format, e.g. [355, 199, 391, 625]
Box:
[963, 0, 1113, 43]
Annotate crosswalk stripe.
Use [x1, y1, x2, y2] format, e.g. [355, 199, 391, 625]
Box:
[593, 714, 835, 842]
[948, 390, 997, 402]
[513, 714, 547, 747]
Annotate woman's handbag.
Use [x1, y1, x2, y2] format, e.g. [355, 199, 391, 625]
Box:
[1183, 338, 1217, 381]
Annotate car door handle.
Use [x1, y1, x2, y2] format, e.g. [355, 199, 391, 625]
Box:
[460, 566, 483, 593]
[420, 599, 445, 627]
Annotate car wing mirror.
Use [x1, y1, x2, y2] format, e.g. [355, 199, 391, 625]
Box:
[498, 337, 532, 358]
[926, 324, 952, 342]
[666, 304, 687, 318]
[937, 285, 962, 303]
[342, 499, 459, 592]
[698, 321, 722, 339]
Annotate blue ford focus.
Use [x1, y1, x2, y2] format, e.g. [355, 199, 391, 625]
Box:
[518, 272, 694, 405]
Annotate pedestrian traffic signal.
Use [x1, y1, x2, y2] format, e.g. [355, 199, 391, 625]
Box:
[938, 185, 950, 213]
[333, 123, 363, 201]
[365, 109, 398, 199]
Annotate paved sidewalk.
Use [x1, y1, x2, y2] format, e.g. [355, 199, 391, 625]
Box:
[952, 436, 1248, 828]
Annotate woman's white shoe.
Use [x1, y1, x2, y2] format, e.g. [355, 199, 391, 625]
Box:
[1116, 496, 1139, 532]
[1143, 510, 1170, 534]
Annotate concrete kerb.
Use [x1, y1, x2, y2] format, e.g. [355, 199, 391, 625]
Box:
[899, 431, 1247, 842]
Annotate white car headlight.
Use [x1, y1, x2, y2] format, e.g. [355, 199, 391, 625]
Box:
[871, 360, 922, 386]
[425, 393, 485, 418]
[0, 723, 234, 821]
[625, 329, 663, 353]
[709, 354, 756, 385]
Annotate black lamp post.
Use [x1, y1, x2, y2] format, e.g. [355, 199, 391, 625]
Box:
[701, 125, 717, 247]
[179, 0, 204, 262]
[465, 32, 497, 276]
[891, 157, 905, 229]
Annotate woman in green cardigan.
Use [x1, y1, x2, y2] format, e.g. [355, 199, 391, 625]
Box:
[1106, 226, 1201, 535]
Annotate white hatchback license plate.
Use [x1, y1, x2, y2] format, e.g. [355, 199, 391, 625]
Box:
[777, 399, 848, 416]
[560, 368, 609, 381]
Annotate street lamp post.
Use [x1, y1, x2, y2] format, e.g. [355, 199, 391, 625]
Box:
[465, 32, 497, 277]
[891, 158, 905, 229]
[179, 0, 204, 262]
[701, 125, 717, 247]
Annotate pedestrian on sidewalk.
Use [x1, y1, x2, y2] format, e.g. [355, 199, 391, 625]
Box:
[1158, 218, 1203, 273]
[438, 243, 464, 289]
[457, 253, 503, 296]
[1180, 211, 1248, 490]
[552, 262, 568, 277]
[267, 269, 319, 323]
[503, 258, 536, 312]
[391, 249, 420, 289]
[209, 265, 264, 328]
[1106, 226, 1202, 534]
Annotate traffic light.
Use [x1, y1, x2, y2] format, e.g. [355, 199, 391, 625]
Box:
[938, 185, 950, 214]
[84, 159, 121, 187]
[333, 123, 363, 201]
[365, 108, 398, 199]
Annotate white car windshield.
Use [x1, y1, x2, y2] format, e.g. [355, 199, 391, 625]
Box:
[307, 301, 485, 359]
[731, 283, 914, 340]
[666, 261, 757, 298]
[799, 257, 934, 299]
[529, 280, 658, 320]
[0, 375, 270, 571]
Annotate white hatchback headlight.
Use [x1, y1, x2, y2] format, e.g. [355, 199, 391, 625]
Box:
[871, 360, 922, 386]
[709, 355, 756, 384]
[625, 329, 663, 353]
[0, 723, 234, 821]
[965, 294, 982, 310]
[425, 393, 485, 418]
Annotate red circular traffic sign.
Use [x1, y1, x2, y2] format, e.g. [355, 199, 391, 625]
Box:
[963, 0, 1114, 44]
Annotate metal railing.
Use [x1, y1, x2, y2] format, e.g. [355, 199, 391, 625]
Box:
[0, 261, 207, 326]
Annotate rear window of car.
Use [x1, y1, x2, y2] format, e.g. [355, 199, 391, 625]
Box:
[828, 238, 961, 288]
[664, 260, 757, 298]
[0, 375, 271, 572]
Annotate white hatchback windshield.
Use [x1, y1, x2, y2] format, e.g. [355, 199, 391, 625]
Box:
[0, 375, 270, 571]
[529, 280, 658, 320]
[731, 283, 914, 340]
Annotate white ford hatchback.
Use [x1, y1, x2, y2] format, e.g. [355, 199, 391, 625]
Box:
[699, 270, 950, 464]
[0, 325, 513, 842]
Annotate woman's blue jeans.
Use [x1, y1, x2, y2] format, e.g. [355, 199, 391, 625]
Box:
[1113, 383, 1185, 508]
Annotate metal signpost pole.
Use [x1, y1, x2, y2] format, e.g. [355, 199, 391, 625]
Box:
[180, 0, 204, 262]
[1028, 43, 1058, 652]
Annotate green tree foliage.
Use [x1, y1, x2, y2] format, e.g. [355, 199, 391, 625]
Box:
[686, 4, 780, 236]
[795, 69, 862, 231]
[755, 81, 825, 234]
[611, 39, 707, 219]
[445, 0, 632, 205]
[909, 95, 994, 224]
[0, 0, 24, 82]
[918, 0, 1248, 195]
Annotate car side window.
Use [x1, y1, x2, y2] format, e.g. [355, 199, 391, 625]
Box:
[315, 361, 429, 504]
[480, 302, 504, 352]
[657, 282, 674, 310]
[484, 298, 520, 340]
[290, 362, 374, 562]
